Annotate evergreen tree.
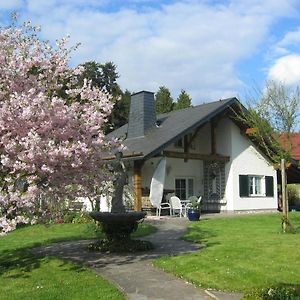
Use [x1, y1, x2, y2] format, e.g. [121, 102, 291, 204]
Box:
[78, 61, 121, 96]
[76, 61, 131, 133]
[174, 90, 192, 110]
[155, 86, 174, 114]
[107, 89, 131, 132]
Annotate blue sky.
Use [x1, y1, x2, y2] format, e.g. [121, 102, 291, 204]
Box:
[1, 0, 300, 105]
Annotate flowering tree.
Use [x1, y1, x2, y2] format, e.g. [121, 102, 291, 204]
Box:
[0, 19, 118, 235]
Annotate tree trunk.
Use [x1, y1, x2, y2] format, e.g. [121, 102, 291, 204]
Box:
[281, 158, 289, 232]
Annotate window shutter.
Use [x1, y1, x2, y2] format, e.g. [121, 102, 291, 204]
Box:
[239, 175, 249, 197]
[265, 176, 274, 197]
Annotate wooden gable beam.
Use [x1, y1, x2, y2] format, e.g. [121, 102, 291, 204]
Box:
[133, 160, 144, 211]
[163, 150, 230, 162]
[184, 123, 207, 162]
[186, 123, 206, 149]
[183, 135, 188, 162]
[210, 118, 217, 154]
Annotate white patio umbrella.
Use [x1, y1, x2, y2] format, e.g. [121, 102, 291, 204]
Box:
[149, 157, 170, 216]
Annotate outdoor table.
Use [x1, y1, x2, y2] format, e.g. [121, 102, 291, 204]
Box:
[180, 200, 191, 217]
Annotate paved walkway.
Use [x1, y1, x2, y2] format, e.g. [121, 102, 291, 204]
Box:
[33, 216, 243, 300]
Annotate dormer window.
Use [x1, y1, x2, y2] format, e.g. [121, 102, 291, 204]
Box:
[174, 134, 196, 150]
[174, 138, 183, 148]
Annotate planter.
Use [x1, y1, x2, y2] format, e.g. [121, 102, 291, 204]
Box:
[187, 209, 200, 221]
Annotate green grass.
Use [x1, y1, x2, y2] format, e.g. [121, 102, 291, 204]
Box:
[132, 222, 157, 237]
[0, 222, 156, 299]
[154, 212, 300, 293]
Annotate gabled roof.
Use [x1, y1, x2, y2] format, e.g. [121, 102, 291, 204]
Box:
[290, 134, 300, 160]
[277, 133, 300, 183]
[109, 97, 238, 160]
[279, 133, 300, 161]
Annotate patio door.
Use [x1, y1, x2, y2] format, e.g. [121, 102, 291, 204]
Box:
[175, 177, 194, 200]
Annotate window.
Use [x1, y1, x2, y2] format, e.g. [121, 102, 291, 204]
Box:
[175, 178, 194, 199]
[248, 176, 263, 196]
[239, 175, 274, 197]
[174, 138, 183, 148]
[174, 134, 196, 150]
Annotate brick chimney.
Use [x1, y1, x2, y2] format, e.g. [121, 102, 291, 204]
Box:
[127, 91, 156, 139]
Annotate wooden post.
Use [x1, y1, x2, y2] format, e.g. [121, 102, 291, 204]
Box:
[211, 119, 216, 154]
[281, 158, 289, 232]
[184, 135, 188, 162]
[133, 160, 143, 211]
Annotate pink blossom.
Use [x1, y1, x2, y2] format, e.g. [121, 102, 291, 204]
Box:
[0, 20, 120, 234]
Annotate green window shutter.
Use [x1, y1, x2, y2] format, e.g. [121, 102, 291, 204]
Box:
[239, 175, 249, 197]
[265, 176, 274, 197]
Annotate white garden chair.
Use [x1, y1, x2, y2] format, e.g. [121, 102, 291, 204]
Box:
[156, 202, 171, 217]
[169, 196, 185, 218]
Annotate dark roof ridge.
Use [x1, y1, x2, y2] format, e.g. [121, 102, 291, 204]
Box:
[156, 97, 237, 118]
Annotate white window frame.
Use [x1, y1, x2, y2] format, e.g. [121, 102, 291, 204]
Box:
[248, 175, 265, 196]
[175, 177, 194, 200]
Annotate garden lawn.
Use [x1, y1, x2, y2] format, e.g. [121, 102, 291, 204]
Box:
[154, 212, 300, 293]
[0, 222, 156, 300]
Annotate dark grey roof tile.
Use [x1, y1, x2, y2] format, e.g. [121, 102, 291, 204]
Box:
[108, 97, 238, 159]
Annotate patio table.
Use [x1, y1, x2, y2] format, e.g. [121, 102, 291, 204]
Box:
[180, 200, 191, 217]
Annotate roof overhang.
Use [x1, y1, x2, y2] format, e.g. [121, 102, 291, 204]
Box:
[103, 151, 144, 161]
[277, 160, 300, 184]
[143, 98, 238, 160]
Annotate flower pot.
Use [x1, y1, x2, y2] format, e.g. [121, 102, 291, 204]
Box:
[187, 209, 200, 221]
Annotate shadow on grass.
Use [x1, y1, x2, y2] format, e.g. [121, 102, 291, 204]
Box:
[0, 247, 43, 278]
[0, 236, 92, 279]
[27, 224, 204, 270]
[184, 222, 220, 248]
[0, 247, 88, 280]
[0, 223, 158, 280]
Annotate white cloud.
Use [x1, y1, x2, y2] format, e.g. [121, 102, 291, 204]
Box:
[268, 54, 300, 86]
[0, 0, 23, 10]
[4, 0, 300, 103]
[278, 26, 300, 47]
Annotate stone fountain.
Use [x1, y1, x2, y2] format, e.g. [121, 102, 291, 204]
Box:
[89, 152, 152, 252]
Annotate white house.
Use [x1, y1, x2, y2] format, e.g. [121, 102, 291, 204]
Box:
[108, 91, 279, 213]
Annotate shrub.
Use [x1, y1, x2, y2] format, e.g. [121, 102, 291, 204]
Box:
[288, 184, 300, 209]
[243, 285, 300, 300]
[72, 211, 93, 224]
[63, 211, 78, 223]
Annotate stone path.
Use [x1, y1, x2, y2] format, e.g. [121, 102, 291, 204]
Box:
[33, 217, 243, 300]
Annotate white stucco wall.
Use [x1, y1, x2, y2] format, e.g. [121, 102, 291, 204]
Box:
[227, 120, 278, 210]
[141, 156, 203, 197]
[133, 116, 278, 211]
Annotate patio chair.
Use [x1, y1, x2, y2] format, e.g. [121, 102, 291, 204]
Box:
[154, 192, 174, 217]
[156, 202, 171, 217]
[169, 196, 185, 218]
